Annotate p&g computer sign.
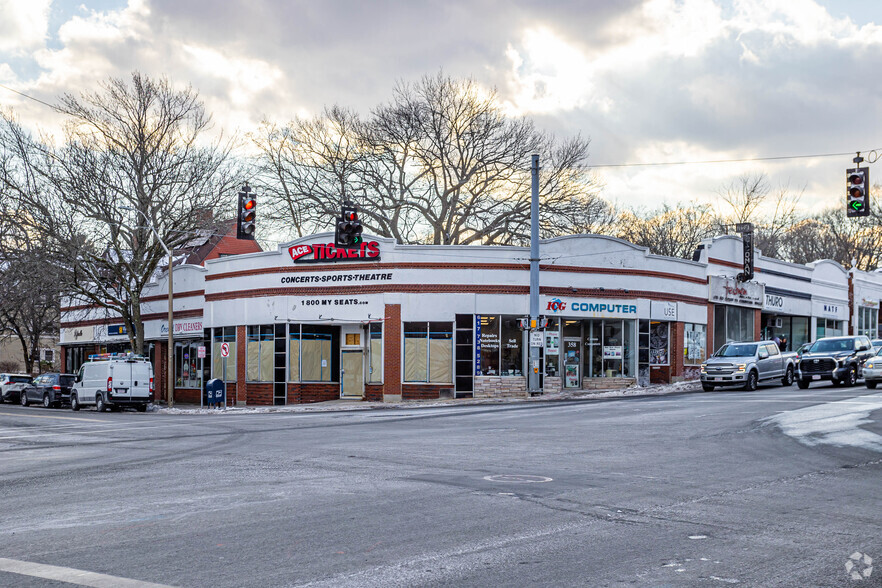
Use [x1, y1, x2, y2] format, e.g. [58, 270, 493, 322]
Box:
[543, 297, 638, 318]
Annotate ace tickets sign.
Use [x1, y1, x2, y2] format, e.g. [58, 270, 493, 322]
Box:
[289, 241, 380, 264]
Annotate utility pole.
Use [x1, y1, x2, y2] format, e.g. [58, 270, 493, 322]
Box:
[529, 154, 541, 396]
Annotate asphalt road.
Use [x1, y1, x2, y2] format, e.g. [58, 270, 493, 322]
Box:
[1, 382, 881, 587]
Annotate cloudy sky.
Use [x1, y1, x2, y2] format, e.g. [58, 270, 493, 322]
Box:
[1, 0, 881, 215]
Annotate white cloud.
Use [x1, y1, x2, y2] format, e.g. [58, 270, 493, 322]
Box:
[0, 0, 51, 53]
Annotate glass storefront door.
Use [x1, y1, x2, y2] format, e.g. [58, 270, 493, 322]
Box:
[563, 338, 581, 388]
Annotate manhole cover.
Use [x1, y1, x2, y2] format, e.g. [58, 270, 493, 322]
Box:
[483, 474, 553, 483]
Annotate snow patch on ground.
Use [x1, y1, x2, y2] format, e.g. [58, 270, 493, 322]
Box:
[154, 380, 703, 416]
[763, 393, 882, 452]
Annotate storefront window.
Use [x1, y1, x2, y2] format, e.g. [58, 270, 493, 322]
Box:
[649, 321, 670, 366]
[478, 315, 500, 376]
[858, 306, 878, 339]
[246, 325, 274, 382]
[288, 326, 300, 382]
[175, 341, 201, 388]
[404, 322, 453, 382]
[603, 320, 624, 376]
[212, 327, 236, 382]
[500, 318, 523, 376]
[300, 325, 335, 382]
[368, 322, 382, 383]
[683, 323, 707, 366]
[713, 305, 755, 353]
[544, 318, 560, 377]
[817, 319, 844, 339]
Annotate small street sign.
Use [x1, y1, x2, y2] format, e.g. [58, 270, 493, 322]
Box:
[197, 346, 206, 359]
[529, 331, 544, 348]
[220, 342, 230, 358]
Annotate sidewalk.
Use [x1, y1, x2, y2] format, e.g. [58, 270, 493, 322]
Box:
[154, 380, 703, 415]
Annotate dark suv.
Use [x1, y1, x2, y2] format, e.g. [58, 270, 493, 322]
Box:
[21, 373, 76, 408]
[796, 336, 874, 389]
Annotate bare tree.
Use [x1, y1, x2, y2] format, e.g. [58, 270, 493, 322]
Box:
[0, 73, 239, 354]
[254, 72, 603, 245]
[0, 248, 61, 374]
[616, 203, 719, 259]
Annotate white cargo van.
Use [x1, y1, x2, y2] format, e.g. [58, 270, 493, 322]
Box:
[71, 354, 154, 412]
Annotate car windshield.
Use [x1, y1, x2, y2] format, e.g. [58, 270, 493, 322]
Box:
[716, 344, 757, 357]
[811, 339, 855, 352]
[9, 376, 31, 383]
[59, 376, 75, 386]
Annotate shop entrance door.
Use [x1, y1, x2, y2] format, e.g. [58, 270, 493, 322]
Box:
[341, 350, 364, 398]
[564, 338, 581, 388]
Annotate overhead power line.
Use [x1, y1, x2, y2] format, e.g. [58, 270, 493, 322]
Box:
[0, 83, 58, 111]
[591, 149, 882, 168]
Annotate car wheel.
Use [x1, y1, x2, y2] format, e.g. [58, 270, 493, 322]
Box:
[743, 370, 758, 391]
[70, 393, 79, 411]
[42, 393, 51, 408]
[867, 381, 877, 389]
[701, 383, 715, 392]
[20, 389, 29, 406]
[96, 394, 106, 412]
[845, 366, 858, 387]
[797, 379, 810, 389]
[781, 366, 794, 386]
[136, 404, 147, 412]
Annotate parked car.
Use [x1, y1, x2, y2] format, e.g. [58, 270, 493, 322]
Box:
[71, 354, 153, 412]
[796, 335, 875, 389]
[700, 341, 799, 391]
[20, 373, 76, 408]
[0, 373, 33, 403]
[872, 339, 882, 355]
[796, 342, 814, 359]
[862, 350, 882, 389]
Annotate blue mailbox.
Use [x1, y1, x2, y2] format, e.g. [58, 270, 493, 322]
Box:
[205, 378, 226, 406]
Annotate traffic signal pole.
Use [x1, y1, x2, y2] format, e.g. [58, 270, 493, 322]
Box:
[529, 154, 541, 396]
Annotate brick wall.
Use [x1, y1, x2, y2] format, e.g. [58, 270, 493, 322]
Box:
[401, 383, 452, 400]
[201, 229, 262, 263]
[236, 325, 246, 405]
[649, 366, 670, 384]
[671, 322, 685, 379]
[287, 383, 339, 404]
[246, 382, 273, 405]
[384, 304, 401, 399]
[753, 309, 761, 341]
[543, 376, 562, 394]
[365, 384, 383, 402]
[474, 376, 527, 398]
[174, 387, 201, 404]
[707, 303, 715, 358]
[580, 377, 636, 390]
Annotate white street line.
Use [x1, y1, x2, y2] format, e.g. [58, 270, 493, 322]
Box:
[0, 557, 175, 587]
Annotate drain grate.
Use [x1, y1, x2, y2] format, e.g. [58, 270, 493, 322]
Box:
[483, 474, 553, 483]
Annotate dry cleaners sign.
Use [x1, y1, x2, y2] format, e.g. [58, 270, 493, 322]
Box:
[708, 276, 764, 308]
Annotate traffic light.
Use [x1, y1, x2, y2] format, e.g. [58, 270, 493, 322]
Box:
[237, 186, 256, 240]
[846, 167, 870, 218]
[334, 204, 363, 248]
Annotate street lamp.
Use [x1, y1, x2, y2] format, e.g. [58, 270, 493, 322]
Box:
[122, 206, 175, 408]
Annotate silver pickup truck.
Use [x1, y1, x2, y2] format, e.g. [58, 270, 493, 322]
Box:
[700, 340, 798, 391]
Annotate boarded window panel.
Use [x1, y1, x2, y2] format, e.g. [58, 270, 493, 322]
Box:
[289, 338, 300, 382]
[429, 339, 453, 383]
[246, 341, 260, 381]
[212, 342, 223, 380]
[260, 341, 273, 382]
[370, 338, 382, 383]
[301, 339, 322, 381]
[320, 339, 332, 382]
[225, 344, 236, 381]
[404, 337, 428, 382]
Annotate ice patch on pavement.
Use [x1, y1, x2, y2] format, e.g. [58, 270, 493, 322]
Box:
[763, 393, 882, 452]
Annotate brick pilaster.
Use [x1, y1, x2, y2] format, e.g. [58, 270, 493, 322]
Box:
[384, 304, 401, 400]
[236, 325, 246, 405]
